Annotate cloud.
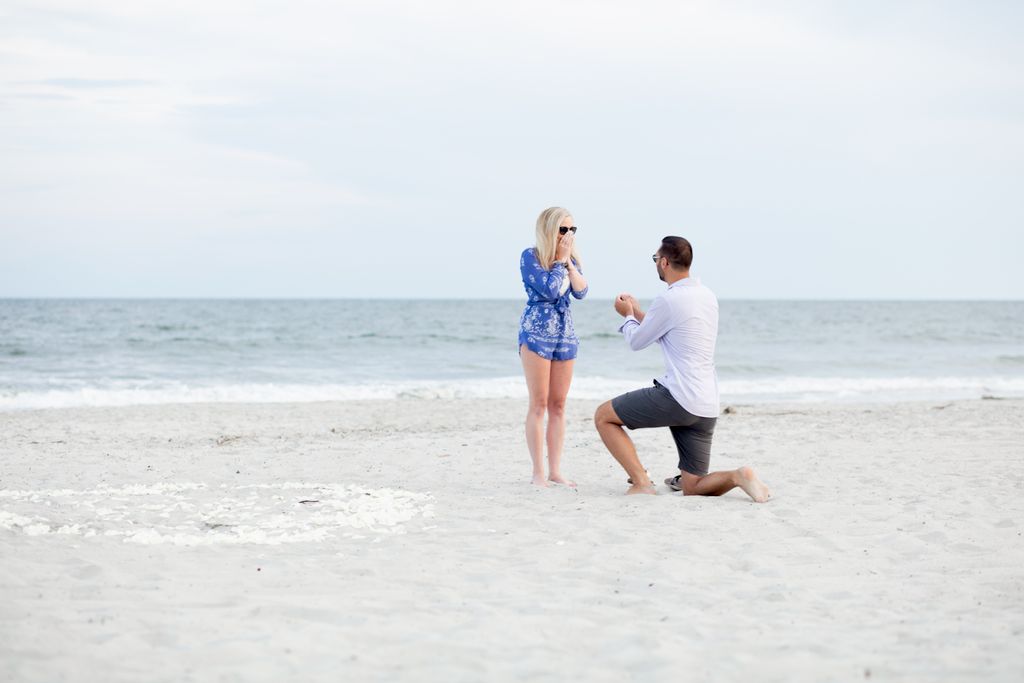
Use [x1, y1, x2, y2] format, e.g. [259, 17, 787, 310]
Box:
[30, 78, 157, 89]
[0, 0, 1021, 297]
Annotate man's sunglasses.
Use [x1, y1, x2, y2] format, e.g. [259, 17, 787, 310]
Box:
[559, 226, 578, 235]
[652, 253, 662, 263]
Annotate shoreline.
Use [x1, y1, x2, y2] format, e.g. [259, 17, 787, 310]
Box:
[3, 383, 1022, 414]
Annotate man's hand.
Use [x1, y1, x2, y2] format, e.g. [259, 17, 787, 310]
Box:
[615, 294, 645, 321]
[628, 295, 646, 322]
[614, 294, 633, 318]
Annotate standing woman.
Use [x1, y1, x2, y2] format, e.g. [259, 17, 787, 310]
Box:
[519, 207, 588, 487]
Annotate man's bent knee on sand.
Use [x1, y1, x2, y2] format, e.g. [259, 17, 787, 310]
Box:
[594, 398, 770, 501]
[595, 236, 770, 501]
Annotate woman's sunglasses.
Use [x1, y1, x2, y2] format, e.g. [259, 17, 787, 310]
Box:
[559, 226, 578, 235]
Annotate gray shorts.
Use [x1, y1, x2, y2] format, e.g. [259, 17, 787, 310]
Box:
[611, 381, 717, 476]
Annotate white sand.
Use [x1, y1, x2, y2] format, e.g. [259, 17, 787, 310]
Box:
[2, 397, 1023, 682]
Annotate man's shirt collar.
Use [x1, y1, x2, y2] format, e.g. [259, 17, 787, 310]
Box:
[668, 275, 700, 289]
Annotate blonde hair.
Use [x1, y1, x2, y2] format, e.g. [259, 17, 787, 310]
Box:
[534, 206, 582, 271]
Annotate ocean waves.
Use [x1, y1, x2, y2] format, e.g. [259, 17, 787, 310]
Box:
[3, 299, 1022, 411]
[2, 375, 1022, 411]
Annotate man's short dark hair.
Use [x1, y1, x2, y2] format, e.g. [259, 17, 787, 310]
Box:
[659, 236, 693, 270]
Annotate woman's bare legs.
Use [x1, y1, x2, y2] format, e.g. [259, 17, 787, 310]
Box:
[521, 346, 552, 486]
[546, 358, 575, 486]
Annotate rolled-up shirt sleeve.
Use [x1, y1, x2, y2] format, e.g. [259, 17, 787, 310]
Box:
[618, 296, 671, 351]
[570, 261, 588, 299]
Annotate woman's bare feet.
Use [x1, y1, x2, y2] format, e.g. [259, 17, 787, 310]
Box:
[548, 474, 577, 487]
[531, 473, 549, 487]
[626, 483, 657, 495]
[735, 466, 771, 502]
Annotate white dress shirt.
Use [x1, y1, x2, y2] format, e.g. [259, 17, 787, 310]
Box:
[618, 276, 720, 417]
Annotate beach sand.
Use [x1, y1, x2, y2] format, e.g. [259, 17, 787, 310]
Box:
[2, 397, 1023, 682]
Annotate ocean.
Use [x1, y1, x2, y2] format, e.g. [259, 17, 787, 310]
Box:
[1, 299, 1022, 410]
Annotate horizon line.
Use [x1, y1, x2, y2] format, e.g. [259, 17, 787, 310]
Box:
[1, 296, 1022, 303]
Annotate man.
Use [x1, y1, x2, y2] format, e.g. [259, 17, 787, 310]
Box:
[594, 236, 771, 501]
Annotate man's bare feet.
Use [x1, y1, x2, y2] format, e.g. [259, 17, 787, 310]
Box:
[548, 474, 577, 487]
[626, 483, 657, 495]
[531, 474, 549, 487]
[735, 466, 771, 502]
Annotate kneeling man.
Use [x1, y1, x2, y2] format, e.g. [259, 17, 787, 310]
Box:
[595, 236, 770, 500]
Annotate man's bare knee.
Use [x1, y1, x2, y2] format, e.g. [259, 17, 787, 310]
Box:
[594, 401, 616, 427]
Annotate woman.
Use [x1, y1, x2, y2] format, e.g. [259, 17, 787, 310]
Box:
[519, 207, 588, 487]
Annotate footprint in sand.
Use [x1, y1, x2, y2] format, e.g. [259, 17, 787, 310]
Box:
[72, 564, 103, 580]
[916, 531, 949, 544]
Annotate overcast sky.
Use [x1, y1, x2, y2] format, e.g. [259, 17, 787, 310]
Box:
[1, 0, 1021, 299]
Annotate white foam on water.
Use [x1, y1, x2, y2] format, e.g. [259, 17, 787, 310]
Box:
[0, 483, 435, 546]
[0, 377, 602, 410]
[719, 375, 1024, 402]
[1, 375, 1022, 411]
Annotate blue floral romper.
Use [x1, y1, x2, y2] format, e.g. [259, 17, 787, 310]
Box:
[518, 247, 588, 360]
